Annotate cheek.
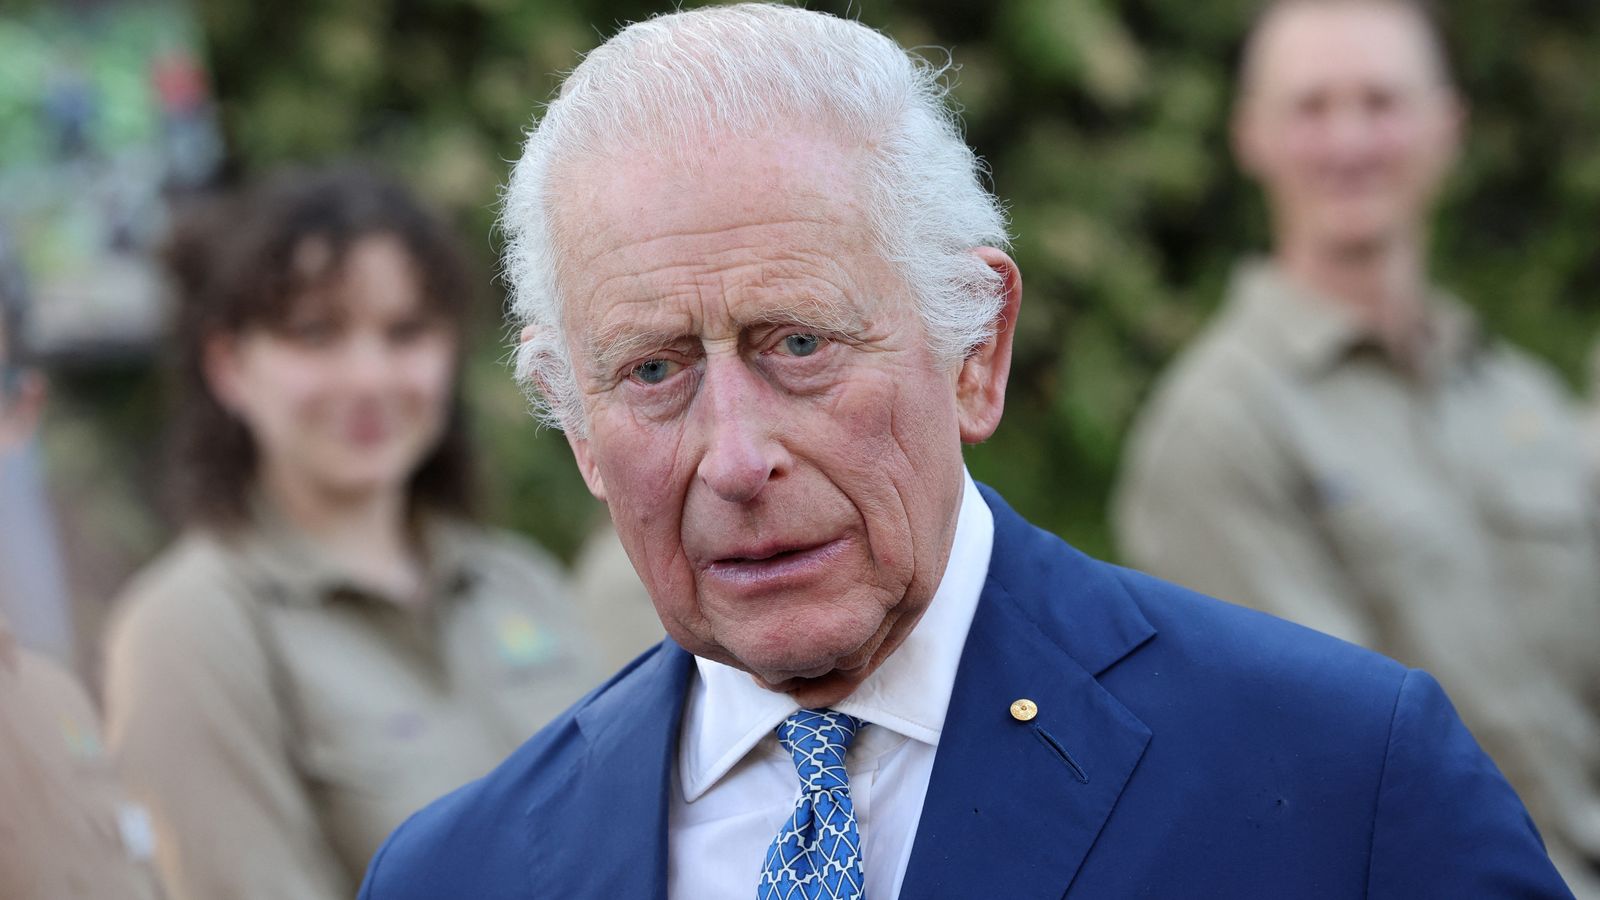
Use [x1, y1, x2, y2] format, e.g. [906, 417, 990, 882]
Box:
[233, 357, 327, 434]
[589, 406, 695, 564]
[400, 343, 458, 404]
[826, 369, 962, 559]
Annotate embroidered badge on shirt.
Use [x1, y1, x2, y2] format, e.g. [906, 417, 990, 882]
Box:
[59, 713, 103, 759]
[495, 612, 555, 667]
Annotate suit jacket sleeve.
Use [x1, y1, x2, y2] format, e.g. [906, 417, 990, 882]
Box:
[1367, 669, 1573, 898]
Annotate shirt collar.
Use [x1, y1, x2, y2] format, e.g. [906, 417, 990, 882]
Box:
[231, 493, 478, 608]
[1229, 259, 1484, 377]
[677, 469, 995, 803]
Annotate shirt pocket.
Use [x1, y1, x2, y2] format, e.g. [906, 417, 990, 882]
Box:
[1473, 470, 1600, 681]
[1477, 472, 1590, 542]
[1313, 476, 1493, 640]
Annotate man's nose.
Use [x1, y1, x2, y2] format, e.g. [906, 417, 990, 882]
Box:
[695, 359, 790, 505]
[1326, 101, 1378, 160]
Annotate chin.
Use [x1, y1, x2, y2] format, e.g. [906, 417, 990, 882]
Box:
[313, 464, 412, 499]
[1313, 202, 1404, 250]
[732, 618, 892, 700]
[741, 641, 866, 684]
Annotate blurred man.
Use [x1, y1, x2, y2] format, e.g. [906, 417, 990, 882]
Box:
[361, 5, 1569, 897]
[0, 242, 165, 899]
[1116, 0, 1600, 888]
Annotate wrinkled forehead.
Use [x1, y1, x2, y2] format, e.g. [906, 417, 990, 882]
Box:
[550, 127, 872, 254]
[548, 130, 894, 342]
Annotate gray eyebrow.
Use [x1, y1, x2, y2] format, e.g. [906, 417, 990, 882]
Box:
[584, 295, 868, 375]
[585, 325, 689, 376]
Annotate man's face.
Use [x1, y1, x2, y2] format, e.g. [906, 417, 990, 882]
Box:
[1235, 1, 1463, 251]
[551, 131, 1013, 706]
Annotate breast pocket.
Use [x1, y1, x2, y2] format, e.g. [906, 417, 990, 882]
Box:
[1475, 470, 1600, 685]
[1317, 481, 1467, 582]
[1478, 473, 1590, 541]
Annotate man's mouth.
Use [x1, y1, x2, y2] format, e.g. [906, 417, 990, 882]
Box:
[702, 537, 848, 590]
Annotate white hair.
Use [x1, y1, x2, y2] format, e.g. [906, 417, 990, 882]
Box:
[503, 2, 1011, 433]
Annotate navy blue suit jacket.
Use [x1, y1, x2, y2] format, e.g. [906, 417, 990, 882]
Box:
[361, 486, 1571, 898]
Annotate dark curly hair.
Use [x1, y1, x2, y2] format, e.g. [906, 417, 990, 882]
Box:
[165, 164, 479, 529]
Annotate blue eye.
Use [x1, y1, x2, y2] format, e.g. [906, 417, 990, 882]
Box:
[782, 333, 821, 357]
[631, 359, 675, 385]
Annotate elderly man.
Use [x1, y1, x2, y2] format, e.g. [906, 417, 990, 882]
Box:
[1115, 0, 1600, 888]
[362, 5, 1571, 897]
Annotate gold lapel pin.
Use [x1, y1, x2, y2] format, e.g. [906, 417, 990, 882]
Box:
[1009, 698, 1038, 721]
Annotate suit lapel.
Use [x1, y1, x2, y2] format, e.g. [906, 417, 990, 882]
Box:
[899, 488, 1156, 899]
[526, 641, 694, 899]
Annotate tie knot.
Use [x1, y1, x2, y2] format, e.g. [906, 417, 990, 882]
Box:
[776, 708, 861, 793]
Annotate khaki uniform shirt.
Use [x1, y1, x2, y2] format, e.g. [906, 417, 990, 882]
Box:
[0, 617, 165, 900]
[1115, 261, 1600, 881]
[104, 509, 600, 900]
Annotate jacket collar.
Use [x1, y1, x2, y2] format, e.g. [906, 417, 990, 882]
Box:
[523, 483, 1156, 898]
[525, 638, 694, 898]
[899, 485, 1155, 898]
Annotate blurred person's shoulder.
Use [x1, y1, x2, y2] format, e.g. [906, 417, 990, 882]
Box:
[440, 518, 568, 587]
[434, 518, 582, 630]
[1129, 261, 1308, 450]
[104, 529, 263, 668]
[1, 617, 98, 723]
[111, 529, 252, 613]
[1479, 332, 1584, 413]
[359, 638, 686, 899]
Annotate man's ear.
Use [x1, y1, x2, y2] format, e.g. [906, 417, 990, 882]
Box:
[567, 434, 607, 502]
[521, 322, 608, 502]
[955, 247, 1021, 444]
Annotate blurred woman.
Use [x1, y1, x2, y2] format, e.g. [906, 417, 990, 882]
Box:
[104, 167, 597, 900]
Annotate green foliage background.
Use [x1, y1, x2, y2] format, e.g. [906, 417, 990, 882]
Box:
[52, 0, 1600, 563]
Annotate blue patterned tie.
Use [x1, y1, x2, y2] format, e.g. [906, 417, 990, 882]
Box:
[757, 709, 867, 900]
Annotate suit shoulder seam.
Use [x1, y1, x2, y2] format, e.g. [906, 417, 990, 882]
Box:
[1364, 667, 1412, 897]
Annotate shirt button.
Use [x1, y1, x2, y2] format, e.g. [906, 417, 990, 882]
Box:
[1010, 698, 1038, 721]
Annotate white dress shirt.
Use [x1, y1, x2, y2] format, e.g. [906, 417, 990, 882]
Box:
[667, 471, 995, 900]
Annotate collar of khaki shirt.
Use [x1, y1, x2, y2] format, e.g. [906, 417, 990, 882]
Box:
[228, 493, 480, 609]
[676, 470, 996, 802]
[1229, 259, 1486, 381]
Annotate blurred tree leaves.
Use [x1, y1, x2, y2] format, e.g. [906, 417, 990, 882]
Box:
[131, 0, 1600, 559]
